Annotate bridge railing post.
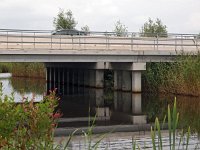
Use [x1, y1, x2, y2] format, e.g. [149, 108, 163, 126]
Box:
[79, 32, 81, 50]
[21, 31, 23, 49]
[181, 34, 183, 50]
[131, 33, 133, 50]
[195, 35, 198, 51]
[156, 34, 158, 50]
[33, 32, 35, 49]
[50, 34, 52, 49]
[105, 32, 108, 50]
[6, 31, 8, 49]
[60, 34, 61, 49]
[175, 35, 177, 51]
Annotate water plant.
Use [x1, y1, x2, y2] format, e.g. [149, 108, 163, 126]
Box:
[143, 54, 200, 96]
[139, 98, 191, 150]
[0, 62, 45, 78]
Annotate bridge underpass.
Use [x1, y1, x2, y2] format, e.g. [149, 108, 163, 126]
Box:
[45, 62, 146, 124]
[1, 29, 200, 125]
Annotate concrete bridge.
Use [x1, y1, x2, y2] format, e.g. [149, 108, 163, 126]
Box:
[0, 29, 199, 94]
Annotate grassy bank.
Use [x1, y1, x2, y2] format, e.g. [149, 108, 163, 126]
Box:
[0, 63, 45, 78]
[143, 54, 200, 96]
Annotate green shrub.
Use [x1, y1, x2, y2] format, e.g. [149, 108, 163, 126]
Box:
[0, 86, 61, 149]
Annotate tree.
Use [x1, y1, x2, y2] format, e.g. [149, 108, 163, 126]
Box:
[114, 20, 128, 37]
[81, 25, 90, 32]
[140, 18, 168, 37]
[53, 9, 77, 30]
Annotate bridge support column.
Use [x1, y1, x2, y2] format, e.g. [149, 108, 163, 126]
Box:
[95, 89, 104, 107]
[132, 71, 141, 93]
[89, 69, 104, 88]
[131, 63, 146, 93]
[95, 70, 104, 88]
[132, 94, 142, 114]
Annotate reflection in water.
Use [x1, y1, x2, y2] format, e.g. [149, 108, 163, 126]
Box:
[2, 76, 200, 136]
[11, 77, 46, 95]
[0, 77, 45, 102]
[52, 79, 147, 127]
[143, 93, 200, 136]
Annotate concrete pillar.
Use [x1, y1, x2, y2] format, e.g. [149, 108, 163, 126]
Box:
[132, 71, 142, 92]
[95, 89, 104, 107]
[95, 70, 104, 88]
[132, 94, 142, 114]
[122, 71, 132, 91]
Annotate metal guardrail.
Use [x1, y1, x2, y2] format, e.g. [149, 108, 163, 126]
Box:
[0, 29, 199, 51]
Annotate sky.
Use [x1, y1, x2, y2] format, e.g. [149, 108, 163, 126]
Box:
[0, 0, 200, 33]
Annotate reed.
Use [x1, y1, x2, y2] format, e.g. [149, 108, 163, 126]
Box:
[0, 62, 45, 78]
[143, 54, 200, 96]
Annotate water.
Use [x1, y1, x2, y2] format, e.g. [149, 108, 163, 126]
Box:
[2, 77, 200, 149]
[0, 77, 45, 102]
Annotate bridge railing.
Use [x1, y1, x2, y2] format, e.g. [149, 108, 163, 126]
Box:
[0, 29, 199, 51]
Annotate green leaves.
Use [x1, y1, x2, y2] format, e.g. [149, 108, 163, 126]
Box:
[141, 18, 168, 37]
[114, 20, 128, 37]
[0, 89, 59, 149]
[53, 8, 77, 30]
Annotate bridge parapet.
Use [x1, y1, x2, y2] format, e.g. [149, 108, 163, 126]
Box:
[0, 29, 199, 52]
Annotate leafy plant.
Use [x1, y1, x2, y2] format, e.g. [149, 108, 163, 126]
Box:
[0, 86, 61, 149]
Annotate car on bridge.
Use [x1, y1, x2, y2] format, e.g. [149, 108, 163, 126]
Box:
[52, 29, 87, 36]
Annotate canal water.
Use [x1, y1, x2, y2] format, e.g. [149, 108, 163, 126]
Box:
[1, 77, 200, 148]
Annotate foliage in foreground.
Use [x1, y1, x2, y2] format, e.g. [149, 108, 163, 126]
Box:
[0, 87, 61, 149]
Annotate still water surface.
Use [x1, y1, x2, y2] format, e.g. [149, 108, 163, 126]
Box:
[1, 77, 200, 131]
[1, 77, 200, 148]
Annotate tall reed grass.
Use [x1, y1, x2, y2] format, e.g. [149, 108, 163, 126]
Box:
[143, 54, 200, 96]
[0, 63, 45, 78]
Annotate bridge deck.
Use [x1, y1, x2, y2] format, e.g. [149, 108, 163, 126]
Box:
[0, 30, 199, 62]
[0, 30, 199, 52]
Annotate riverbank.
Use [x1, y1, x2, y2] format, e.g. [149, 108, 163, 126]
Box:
[143, 54, 200, 97]
[0, 63, 45, 78]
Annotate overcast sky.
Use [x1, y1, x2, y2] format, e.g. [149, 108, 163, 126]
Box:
[0, 0, 200, 33]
